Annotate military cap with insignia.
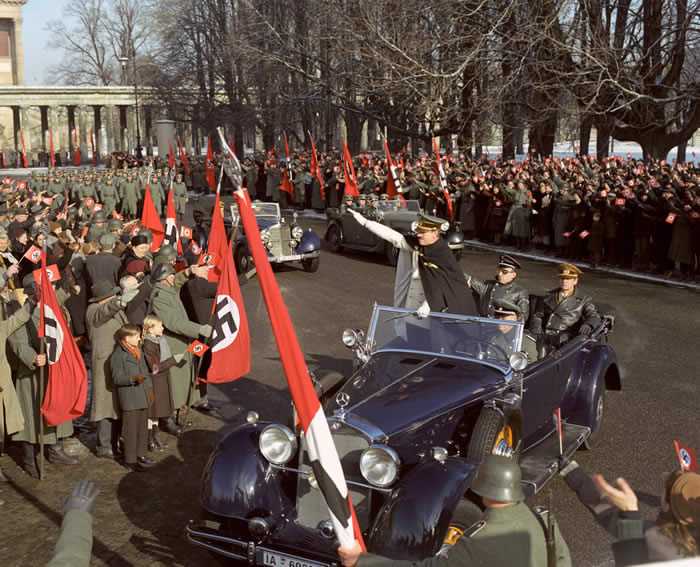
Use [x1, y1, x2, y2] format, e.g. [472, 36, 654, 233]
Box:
[497, 254, 521, 271]
[558, 263, 583, 279]
[491, 298, 522, 318]
[416, 212, 450, 233]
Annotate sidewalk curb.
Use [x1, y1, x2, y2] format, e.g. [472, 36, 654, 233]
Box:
[463, 240, 700, 292]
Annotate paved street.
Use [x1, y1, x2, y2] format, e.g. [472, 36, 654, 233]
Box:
[1, 219, 698, 566]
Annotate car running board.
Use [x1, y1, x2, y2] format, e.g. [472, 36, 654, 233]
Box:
[519, 422, 590, 497]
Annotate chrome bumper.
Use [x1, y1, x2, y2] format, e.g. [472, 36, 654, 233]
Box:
[448, 242, 465, 250]
[269, 250, 320, 263]
[186, 521, 250, 561]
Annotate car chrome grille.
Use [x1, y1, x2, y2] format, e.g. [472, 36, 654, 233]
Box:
[296, 423, 370, 531]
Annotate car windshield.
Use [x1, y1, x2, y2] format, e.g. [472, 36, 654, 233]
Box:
[366, 305, 523, 371]
[376, 199, 421, 212]
[230, 202, 280, 222]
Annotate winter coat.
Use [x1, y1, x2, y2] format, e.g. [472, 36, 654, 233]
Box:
[85, 298, 128, 422]
[0, 302, 31, 438]
[109, 345, 152, 412]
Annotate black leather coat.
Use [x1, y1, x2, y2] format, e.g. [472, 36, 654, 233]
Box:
[467, 276, 530, 321]
[529, 289, 600, 340]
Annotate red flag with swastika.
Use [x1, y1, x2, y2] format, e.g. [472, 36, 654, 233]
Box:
[38, 252, 88, 426]
[206, 237, 250, 383]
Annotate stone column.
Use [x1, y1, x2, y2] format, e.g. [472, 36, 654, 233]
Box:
[144, 106, 153, 155]
[103, 105, 114, 155]
[11, 106, 20, 165]
[93, 105, 102, 161]
[67, 105, 76, 162]
[119, 106, 128, 152]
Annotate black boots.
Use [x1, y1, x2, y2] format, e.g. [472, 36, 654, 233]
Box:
[159, 416, 182, 437]
[46, 443, 79, 466]
[21, 443, 39, 478]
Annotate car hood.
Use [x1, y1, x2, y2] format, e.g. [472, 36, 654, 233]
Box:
[333, 352, 505, 438]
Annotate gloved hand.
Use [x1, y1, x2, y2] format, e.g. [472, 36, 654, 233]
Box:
[578, 324, 593, 337]
[119, 286, 140, 307]
[173, 352, 186, 363]
[63, 480, 100, 515]
[132, 375, 145, 385]
[199, 324, 213, 338]
[415, 302, 430, 319]
[348, 209, 367, 227]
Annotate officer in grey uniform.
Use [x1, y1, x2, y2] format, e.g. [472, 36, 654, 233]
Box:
[490, 299, 539, 363]
[338, 454, 571, 567]
[465, 255, 530, 321]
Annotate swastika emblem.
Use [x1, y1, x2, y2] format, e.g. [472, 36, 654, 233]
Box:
[43, 305, 64, 364]
[211, 294, 241, 352]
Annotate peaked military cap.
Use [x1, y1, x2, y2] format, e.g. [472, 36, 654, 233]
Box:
[498, 254, 521, 271]
[492, 298, 522, 317]
[416, 213, 449, 233]
[558, 263, 583, 279]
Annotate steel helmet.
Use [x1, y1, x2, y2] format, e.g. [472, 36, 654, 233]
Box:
[470, 454, 525, 503]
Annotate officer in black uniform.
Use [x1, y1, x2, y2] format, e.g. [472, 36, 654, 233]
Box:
[529, 263, 600, 349]
[465, 255, 530, 321]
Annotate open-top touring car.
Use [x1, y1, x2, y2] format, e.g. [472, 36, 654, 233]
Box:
[187, 303, 619, 564]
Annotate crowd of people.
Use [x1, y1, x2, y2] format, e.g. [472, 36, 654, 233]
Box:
[236, 149, 700, 281]
[0, 167, 220, 479]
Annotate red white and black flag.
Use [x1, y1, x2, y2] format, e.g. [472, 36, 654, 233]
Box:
[164, 185, 183, 255]
[206, 136, 217, 192]
[234, 189, 364, 549]
[280, 132, 294, 200]
[342, 142, 360, 197]
[674, 439, 698, 472]
[207, 237, 250, 383]
[38, 252, 88, 425]
[309, 131, 325, 201]
[432, 137, 453, 220]
[141, 184, 164, 252]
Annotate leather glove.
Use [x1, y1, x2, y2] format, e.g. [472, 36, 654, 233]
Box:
[63, 480, 100, 515]
[199, 324, 213, 338]
[133, 375, 145, 385]
[415, 302, 430, 319]
[348, 209, 367, 227]
[119, 286, 140, 307]
[578, 324, 593, 337]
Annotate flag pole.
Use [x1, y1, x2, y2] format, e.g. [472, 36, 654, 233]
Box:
[37, 238, 48, 480]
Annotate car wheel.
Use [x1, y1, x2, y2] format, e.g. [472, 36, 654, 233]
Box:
[385, 242, 399, 267]
[302, 257, 320, 273]
[326, 225, 343, 252]
[583, 375, 606, 450]
[467, 406, 519, 461]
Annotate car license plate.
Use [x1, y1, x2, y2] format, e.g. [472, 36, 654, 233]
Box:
[258, 548, 327, 567]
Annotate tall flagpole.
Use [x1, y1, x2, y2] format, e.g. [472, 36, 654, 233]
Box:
[37, 238, 47, 480]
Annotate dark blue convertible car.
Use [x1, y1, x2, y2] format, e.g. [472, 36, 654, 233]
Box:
[187, 304, 620, 565]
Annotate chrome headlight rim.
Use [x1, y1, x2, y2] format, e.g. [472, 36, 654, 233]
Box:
[261, 229, 271, 243]
[259, 424, 298, 466]
[360, 444, 401, 488]
[291, 226, 304, 240]
[342, 328, 359, 348]
[509, 351, 528, 371]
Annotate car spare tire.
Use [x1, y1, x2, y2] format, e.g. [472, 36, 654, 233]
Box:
[466, 406, 519, 461]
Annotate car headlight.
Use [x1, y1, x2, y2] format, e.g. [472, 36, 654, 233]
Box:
[509, 351, 528, 371]
[261, 229, 270, 243]
[292, 226, 304, 240]
[342, 328, 359, 348]
[360, 444, 400, 487]
[259, 424, 298, 465]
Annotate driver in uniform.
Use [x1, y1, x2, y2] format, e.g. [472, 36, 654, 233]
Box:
[489, 299, 538, 363]
[529, 264, 600, 350]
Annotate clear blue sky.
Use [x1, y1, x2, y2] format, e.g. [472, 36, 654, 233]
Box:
[22, 0, 69, 85]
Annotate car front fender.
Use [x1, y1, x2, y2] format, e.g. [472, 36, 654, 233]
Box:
[200, 422, 295, 519]
[446, 230, 465, 247]
[296, 229, 321, 254]
[368, 457, 477, 560]
[562, 343, 620, 428]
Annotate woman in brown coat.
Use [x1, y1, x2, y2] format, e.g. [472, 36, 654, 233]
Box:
[141, 315, 185, 449]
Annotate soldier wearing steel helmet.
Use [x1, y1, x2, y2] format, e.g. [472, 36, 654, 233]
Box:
[338, 455, 571, 567]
